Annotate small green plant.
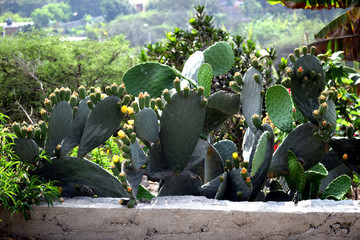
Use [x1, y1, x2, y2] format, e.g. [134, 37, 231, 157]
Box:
[0, 113, 60, 221]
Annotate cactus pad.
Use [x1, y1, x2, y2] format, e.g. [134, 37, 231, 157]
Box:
[286, 150, 306, 194]
[123, 62, 178, 98]
[204, 143, 224, 183]
[321, 174, 352, 200]
[203, 42, 234, 76]
[224, 168, 252, 201]
[269, 122, 328, 177]
[160, 91, 205, 171]
[157, 171, 202, 196]
[204, 91, 240, 134]
[45, 100, 73, 154]
[134, 108, 159, 143]
[291, 55, 326, 124]
[61, 97, 91, 155]
[13, 138, 39, 163]
[265, 85, 293, 132]
[129, 139, 148, 170]
[197, 63, 213, 97]
[214, 140, 238, 167]
[36, 156, 129, 197]
[78, 96, 123, 158]
[181, 51, 204, 84]
[242, 67, 263, 133]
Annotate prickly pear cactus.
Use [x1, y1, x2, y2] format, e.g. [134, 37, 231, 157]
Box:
[36, 156, 129, 198]
[241, 67, 263, 133]
[265, 84, 293, 132]
[289, 47, 326, 124]
[160, 91, 206, 171]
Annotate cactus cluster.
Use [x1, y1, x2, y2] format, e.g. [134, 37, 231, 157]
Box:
[10, 43, 354, 205]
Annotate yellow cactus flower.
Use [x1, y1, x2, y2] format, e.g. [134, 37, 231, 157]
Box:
[118, 130, 126, 138]
[127, 107, 134, 114]
[112, 155, 120, 163]
[127, 120, 134, 125]
[232, 152, 239, 159]
[121, 105, 128, 114]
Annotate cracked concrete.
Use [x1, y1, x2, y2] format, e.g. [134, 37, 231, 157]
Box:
[1, 196, 359, 240]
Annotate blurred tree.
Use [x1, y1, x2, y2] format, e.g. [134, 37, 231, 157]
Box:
[68, 0, 103, 20]
[31, 3, 71, 28]
[101, 0, 135, 22]
[17, 0, 50, 17]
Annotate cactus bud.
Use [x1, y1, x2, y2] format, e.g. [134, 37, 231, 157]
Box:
[87, 100, 94, 110]
[130, 132, 137, 144]
[346, 124, 355, 138]
[319, 102, 328, 114]
[20, 125, 27, 138]
[12, 122, 21, 137]
[310, 46, 316, 55]
[318, 94, 327, 104]
[58, 87, 66, 101]
[251, 114, 262, 130]
[55, 144, 61, 158]
[78, 85, 86, 99]
[294, 48, 301, 58]
[73, 106, 78, 116]
[122, 94, 130, 106]
[163, 89, 171, 103]
[137, 92, 144, 109]
[41, 109, 50, 121]
[122, 145, 130, 154]
[251, 58, 259, 69]
[155, 98, 164, 110]
[117, 84, 125, 97]
[150, 99, 156, 110]
[197, 86, 204, 96]
[183, 86, 190, 97]
[144, 92, 150, 107]
[174, 77, 181, 93]
[69, 94, 78, 108]
[219, 175, 224, 183]
[105, 86, 112, 96]
[281, 78, 291, 88]
[95, 91, 101, 103]
[230, 81, 242, 92]
[34, 127, 41, 140]
[246, 177, 251, 187]
[49, 93, 58, 105]
[127, 199, 136, 208]
[44, 98, 52, 112]
[289, 53, 296, 63]
[241, 168, 247, 180]
[90, 93, 97, 105]
[236, 191, 242, 199]
[234, 72, 244, 85]
[200, 97, 208, 108]
[342, 153, 348, 160]
[296, 66, 303, 78]
[111, 83, 118, 95]
[253, 73, 261, 84]
[309, 70, 316, 80]
[260, 90, 265, 97]
[225, 159, 232, 171]
[65, 88, 71, 101]
[131, 101, 140, 113]
[89, 87, 95, 94]
[26, 125, 34, 139]
[313, 109, 321, 119]
[233, 154, 240, 169]
[302, 46, 308, 55]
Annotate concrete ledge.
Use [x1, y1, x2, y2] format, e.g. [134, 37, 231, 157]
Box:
[1, 196, 360, 240]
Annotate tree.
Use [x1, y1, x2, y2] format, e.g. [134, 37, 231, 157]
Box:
[267, 0, 360, 61]
[31, 3, 72, 28]
[0, 31, 136, 122]
[68, 0, 103, 20]
[101, 0, 135, 22]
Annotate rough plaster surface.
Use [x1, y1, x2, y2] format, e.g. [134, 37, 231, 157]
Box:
[1, 196, 360, 240]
